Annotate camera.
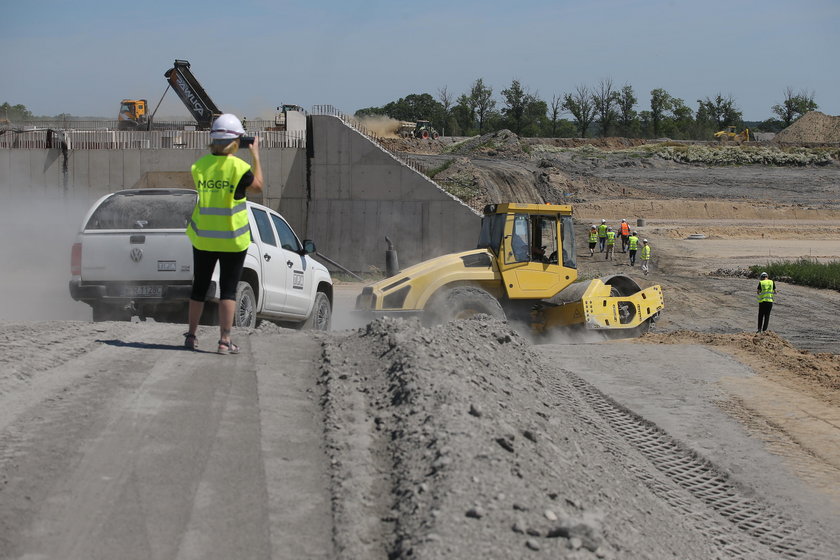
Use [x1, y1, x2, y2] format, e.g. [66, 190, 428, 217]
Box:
[238, 136, 255, 147]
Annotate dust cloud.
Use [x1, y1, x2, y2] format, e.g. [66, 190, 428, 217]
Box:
[1, 194, 93, 321]
[356, 115, 401, 138]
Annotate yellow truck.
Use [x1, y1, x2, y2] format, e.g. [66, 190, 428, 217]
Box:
[356, 203, 663, 336]
[117, 99, 148, 130]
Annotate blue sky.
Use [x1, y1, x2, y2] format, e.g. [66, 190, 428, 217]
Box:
[1, 0, 837, 121]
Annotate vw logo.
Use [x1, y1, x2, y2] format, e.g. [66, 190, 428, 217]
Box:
[130, 248, 143, 262]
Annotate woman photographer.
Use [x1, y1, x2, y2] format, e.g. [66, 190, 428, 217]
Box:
[183, 113, 263, 354]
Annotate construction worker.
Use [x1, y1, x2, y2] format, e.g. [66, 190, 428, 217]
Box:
[628, 231, 639, 266]
[756, 271, 777, 332]
[640, 239, 651, 275]
[619, 219, 631, 253]
[588, 225, 598, 256]
[184, 113, 263, 354]
[605, 226, 616, 260]
[597, 219, 608, 252]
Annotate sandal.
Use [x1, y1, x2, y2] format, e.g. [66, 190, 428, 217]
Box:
[184, 332, 198, 350]
[217, 340, 240, 355]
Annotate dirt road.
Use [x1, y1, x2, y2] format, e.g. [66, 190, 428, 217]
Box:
[0, 322, 333, 560]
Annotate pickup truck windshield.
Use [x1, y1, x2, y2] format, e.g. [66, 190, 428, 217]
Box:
[85, 191, 197, 230]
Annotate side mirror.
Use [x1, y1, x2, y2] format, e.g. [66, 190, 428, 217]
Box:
[301, 239, 316, 255]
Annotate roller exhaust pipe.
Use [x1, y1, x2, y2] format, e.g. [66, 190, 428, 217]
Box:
[385, 236, 400, 277]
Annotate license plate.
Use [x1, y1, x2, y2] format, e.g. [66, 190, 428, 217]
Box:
[158, 261, 177, 272]
[122, 285, 163, 297]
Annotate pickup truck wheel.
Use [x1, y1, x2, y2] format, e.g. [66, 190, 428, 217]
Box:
[234, 281, 257, 328]
[91, 304, 131, 322]
[424, 286, 505, 326]
[302, 291, 331, 331]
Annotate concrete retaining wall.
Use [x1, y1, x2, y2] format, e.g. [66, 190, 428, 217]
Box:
[0, 147, 303, 206]
[1, 115, 481, 273]
[279, 115, 481, 272]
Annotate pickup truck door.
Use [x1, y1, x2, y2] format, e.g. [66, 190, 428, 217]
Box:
[270, 212, 314, 316]
[249, 207, 288, 312]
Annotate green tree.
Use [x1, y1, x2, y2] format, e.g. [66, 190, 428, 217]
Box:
[616, 85, 638, 137]
[563, 85, 595, 138]
[639, 110, 652, 137]
[771, 87, 818, 127]
[649, 88, 673, 137]
[437, 86, 454, 136]
[501, 79, 528, 134]
[696, 93, 742, 130]
[500, 80, 547, 136]
[469, 78, 496, 134]
[1, 102, 34, 122]
[592, 78, 620, 137]
[548, 94, 564, 137]
[453, 94, 477, 135]
[664, 97, 694, 139]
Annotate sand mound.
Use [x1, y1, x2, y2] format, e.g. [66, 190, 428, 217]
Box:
[775, 111, 840, 144]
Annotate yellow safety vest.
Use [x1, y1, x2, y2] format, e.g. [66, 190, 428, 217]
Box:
[606, 231, 616, 245]
[187, 154, 252, 252]
[641, 245, 651, 260]
[628, 236, 638, 250]
[757, 279, 775, 303]
[589, 230, 598, 243]
[597, 224, 607, 238]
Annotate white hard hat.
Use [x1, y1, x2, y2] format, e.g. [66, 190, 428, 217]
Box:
[760, 271, 768, 278]
[210, 113, 245, 139]
[621, 218, 626, 222]
[601, 219, 606, 223]
[607, 226, 612, 231]
[643, 238, 648, 243]
[591, 225, 596, 228]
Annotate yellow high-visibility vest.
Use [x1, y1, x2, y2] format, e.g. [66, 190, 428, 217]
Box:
[589, 230, 598, 243]
[628, 235, 639, 250]
[606, 231, 616, 245]
[757, 279, 775, 303]
[641, 245, 651, 260]
[187, 154, 252, 252]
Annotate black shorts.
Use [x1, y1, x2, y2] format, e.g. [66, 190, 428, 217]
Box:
[190, 247, 247, 302]
[589, 242, 597, 249]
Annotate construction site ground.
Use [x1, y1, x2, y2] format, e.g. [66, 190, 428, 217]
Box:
[1, 134, 840, 559]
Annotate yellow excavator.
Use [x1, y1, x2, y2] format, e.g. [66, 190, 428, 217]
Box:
[356, 203, 663, 336]
[714, 126, 750, 143]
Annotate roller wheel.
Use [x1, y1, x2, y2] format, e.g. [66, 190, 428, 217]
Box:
[424, 286, 505, 326]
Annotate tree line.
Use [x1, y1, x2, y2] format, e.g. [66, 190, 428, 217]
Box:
[355, 81, 819, 139]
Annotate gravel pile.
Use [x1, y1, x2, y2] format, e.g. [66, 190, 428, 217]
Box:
[775, 111, 840, 143]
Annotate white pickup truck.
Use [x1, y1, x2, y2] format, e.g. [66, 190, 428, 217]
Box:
[69, 188, 333, 330]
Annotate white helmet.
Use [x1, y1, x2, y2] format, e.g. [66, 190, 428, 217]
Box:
[621, 218, 626, 222]
[643, 239, 648, 243]
[210, 113, 245, 139]
[601, 219, 606, 223]
[759, 272, 768, 278]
